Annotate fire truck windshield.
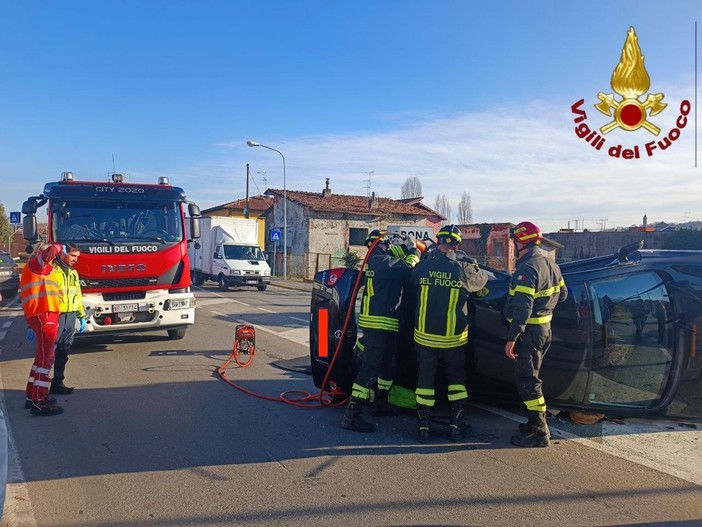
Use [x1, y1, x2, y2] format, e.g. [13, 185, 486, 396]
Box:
[52, 200, 184, 244]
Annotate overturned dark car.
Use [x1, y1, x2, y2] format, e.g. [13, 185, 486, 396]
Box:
[310, 243, 702, 420]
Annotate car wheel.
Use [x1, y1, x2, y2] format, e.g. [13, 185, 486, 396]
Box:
[192, 272, 205, 287]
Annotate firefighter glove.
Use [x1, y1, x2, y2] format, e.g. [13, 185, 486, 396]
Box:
[79, 317, 87, 333]
[474, 286, 490, 297]
[389, 245, 406, 259]
[26, 328, 35, 343]
[404, 252, 420, 267]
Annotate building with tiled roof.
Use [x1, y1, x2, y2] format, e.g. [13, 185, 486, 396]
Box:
[201, 195, 272, 219]
[264, 179, 445, 278]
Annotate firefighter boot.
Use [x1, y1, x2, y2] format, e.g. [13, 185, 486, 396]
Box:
[511, 412, 550, 448]
[518, 411, 550, 436]
[417, 404, 431, 443]
[373, 389, 402, 417]
[341, 399, 375, 433]
[448, 402, 471, 441]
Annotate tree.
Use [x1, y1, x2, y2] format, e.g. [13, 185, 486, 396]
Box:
[457, 192, 473, 224]
[0, 202, 12, 248]
[433, 194, 452, 222]
[401, 177, 422, 199]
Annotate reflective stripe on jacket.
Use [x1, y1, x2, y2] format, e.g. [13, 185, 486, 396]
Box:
[52, 263, 86, 318]
[412, 250, 488, 349]
[503, 246, 568, 341]
[20, 266, 61, 318]
[358, 244, 414, 333]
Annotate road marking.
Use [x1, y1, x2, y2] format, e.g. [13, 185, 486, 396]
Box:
[0, 303, 38, 527]
[196, 298, 244, 307]
[257, 307, 276, 314]
[472, 402, 702, 486]
[289, 316, 309, 324]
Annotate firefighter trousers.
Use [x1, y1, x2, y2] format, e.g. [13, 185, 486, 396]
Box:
[415, 344, 468, 408]
[350, 329, 397, 401]
[25, 312, 59, 401]
[513, 324, 552, 413]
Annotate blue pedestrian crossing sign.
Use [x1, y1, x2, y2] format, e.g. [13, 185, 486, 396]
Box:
[270, 229, 282, 242]
[9, 211, 20, 225]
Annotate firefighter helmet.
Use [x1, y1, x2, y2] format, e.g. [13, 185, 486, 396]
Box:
[365, 229, 387, 247]
[510, 221, 543, 244]
[437, 224, 462, 245]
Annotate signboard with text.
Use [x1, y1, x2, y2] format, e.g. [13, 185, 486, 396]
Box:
[386, 225, 433, 241]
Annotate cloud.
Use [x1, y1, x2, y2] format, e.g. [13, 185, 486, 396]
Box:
[178, 90, 699, 234]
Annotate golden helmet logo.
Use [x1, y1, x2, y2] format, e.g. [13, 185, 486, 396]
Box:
[595, 27, 666, 135]
[571, 26, 691, 159]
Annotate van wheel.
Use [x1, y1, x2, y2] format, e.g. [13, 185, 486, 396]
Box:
[167, 328, 187, 340]
[257, 285, 267, 292]
[218, 275, 229, 291]
[192, 272, 205, 287]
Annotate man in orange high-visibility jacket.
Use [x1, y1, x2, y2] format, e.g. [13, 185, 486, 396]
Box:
[21, 242, 64, 416]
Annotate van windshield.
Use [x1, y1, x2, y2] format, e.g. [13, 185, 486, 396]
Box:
[223, 245, 264, 261]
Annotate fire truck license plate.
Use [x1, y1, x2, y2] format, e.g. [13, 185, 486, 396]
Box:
[113, 303, 140, 313]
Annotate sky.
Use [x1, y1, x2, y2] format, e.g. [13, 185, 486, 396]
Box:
[1, 0, 700, 233]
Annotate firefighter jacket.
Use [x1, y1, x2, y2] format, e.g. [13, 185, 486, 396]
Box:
[412, 250, 489, 349]
[358, 244, 416, 332]
[52, 260, 86, 318]
[20, 244, 62, 319]
[503, 245, 568, 341]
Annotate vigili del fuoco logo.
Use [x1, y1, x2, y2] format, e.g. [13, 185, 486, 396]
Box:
[571, 26, 691, 159]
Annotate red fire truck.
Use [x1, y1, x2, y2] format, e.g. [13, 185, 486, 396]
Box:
[22, 171, 202, 340]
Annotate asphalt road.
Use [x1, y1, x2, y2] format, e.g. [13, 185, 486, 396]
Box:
[0, 282, 700, 526]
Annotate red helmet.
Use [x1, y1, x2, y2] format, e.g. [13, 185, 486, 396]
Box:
[510, 221, 543, 244]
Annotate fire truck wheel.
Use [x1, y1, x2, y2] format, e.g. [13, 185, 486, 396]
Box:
[167, 328, 187, 340]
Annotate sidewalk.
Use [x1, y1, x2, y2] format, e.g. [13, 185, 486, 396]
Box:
[269, 278, 314, 292]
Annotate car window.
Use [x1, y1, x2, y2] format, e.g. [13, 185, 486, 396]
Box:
[587, 271, 672, 408]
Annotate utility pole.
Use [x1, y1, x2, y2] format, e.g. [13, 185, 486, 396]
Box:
[245, 163, 250, 218]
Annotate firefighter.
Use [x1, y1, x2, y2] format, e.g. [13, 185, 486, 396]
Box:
[21, 242, 64, 416]
[51, 243, 87, 395]
[504, 221, 568, 447]
[411, 224, 488, 443]
[340, 230, 420, 432]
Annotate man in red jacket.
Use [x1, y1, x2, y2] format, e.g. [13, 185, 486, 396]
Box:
[20, 242, 64, 416]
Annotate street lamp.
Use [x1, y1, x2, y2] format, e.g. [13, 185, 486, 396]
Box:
[247, 140, 287, 280]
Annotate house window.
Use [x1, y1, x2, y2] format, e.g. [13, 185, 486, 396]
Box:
[349, 228, 368, 246]
[493, 240, 505, 257]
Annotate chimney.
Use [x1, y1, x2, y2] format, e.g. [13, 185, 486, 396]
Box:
[368, 191, 378, 209]
[322, 178, 332, 198]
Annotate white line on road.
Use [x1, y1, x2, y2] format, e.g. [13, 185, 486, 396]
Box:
[472, 402, 702, 486]
[288, 316, 309, 324]
[0, 305, 38, 527]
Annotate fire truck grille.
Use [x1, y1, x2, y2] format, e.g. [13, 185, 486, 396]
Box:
[87, 278, 159, 290]
[102, 291, 147, 301]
